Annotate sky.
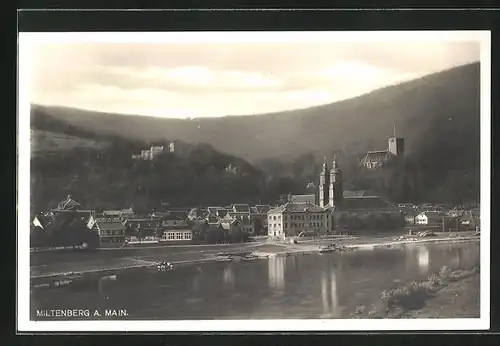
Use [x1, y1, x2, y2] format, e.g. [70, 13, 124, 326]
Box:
[28, 33, 481, 119]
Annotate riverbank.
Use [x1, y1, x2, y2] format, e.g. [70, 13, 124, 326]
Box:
[350, 265, 480, 319]
[30, 233, 480, 287]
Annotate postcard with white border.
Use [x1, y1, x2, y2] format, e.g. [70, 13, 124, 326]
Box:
[17, 30, 491, 332]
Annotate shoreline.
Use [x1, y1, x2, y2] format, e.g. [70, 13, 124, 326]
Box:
[350, 266, 480, 319]
[30, 235, 480, 283]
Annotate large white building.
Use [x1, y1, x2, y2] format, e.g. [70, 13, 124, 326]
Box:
[415, 211, 448, 225]
[267, 202, 331, 239]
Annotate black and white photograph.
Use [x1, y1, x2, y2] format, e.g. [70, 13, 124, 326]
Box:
[17, 30, 490, 331]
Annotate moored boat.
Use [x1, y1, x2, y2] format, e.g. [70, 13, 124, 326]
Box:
[215, 257, 232, 262]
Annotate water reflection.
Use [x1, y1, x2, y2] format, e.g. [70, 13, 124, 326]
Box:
[268, 256, 285, 289]
[417, 246, 429, 274]
[98, 274, 116, 300]
[321, 270, 339, 317]
[223, 266, 235, 288]
[452, 249, 460, 267]
[31, 242, 480, 320]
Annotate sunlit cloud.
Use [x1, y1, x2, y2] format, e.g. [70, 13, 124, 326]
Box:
[28, 37, 480, 118]
[105, 65, 283, 90]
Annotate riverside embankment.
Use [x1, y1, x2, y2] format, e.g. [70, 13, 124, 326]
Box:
[30, 232, 479, 284]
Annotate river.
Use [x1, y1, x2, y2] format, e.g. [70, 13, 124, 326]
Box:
[30, 242, 480, 320]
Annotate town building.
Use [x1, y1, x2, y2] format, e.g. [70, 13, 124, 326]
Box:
[415, 211, 448, 225]
[219, 214, 243, 233]
[207, 206, 228, 218]
[187, 207, 206, 220]
[267, 202, 330, 239]
[250, 205, 270, 235]
[359, 125, 405, 170]
[318, 158, 403, 231]
[231, 204, 251, 213]
[123, 218, 160, 242]
[31, 196, 100, 248]
[159, 217, 193, 242]
[400, 207, 419, 225]
[94, 219, 126, 245]
[228, 204, 253, 234]
[457, 209, 480, 230]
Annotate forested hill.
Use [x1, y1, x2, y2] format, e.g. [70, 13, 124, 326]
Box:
[30, 62, 481, 208]
[32, 62, 480, 164]
[30, 138, 290, 216]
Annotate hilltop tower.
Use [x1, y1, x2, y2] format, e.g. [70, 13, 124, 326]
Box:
[318, 157, 330, 208]
[388, 123, 405, 157]
[329, 155, 343, 208]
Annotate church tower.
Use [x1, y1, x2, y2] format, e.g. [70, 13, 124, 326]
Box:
[318, 157, 330, 207]
[388, 123, 405, 157]
[329, 155, 343, 209]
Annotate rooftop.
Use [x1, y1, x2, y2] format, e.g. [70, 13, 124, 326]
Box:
[233, 204, 251, 213]
[255, 205, 271, 214]
[96, 221, 125, 231]
[361, 150, 392, 162]
[289, 194, 316, 204]
[269, 202, 326, 214]
[56, 196, 82, 211]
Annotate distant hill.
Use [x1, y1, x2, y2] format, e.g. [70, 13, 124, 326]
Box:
[30, 62, 481, 205]
[31, 62, 480, 163]
[30, 129, 109, 156]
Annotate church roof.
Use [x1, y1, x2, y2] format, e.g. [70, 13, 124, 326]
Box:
[289, 194, 316, 204]
[269, 202, 326, 214]
[363, 150, 391, 161]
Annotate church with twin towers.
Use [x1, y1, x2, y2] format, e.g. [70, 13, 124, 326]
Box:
[318, 156, 344, 208]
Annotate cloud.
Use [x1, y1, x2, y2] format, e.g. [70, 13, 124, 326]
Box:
[28, 38, 481, 118]
[105, 65, 283, 91]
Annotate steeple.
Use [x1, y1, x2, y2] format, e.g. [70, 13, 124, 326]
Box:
[388, 122, 405, 157]
[318, 156, 330, 208]
[329, 154, 343, 208]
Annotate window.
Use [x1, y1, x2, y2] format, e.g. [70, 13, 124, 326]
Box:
[284, 223, 288, 229]
[273, 216, 277, 221]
